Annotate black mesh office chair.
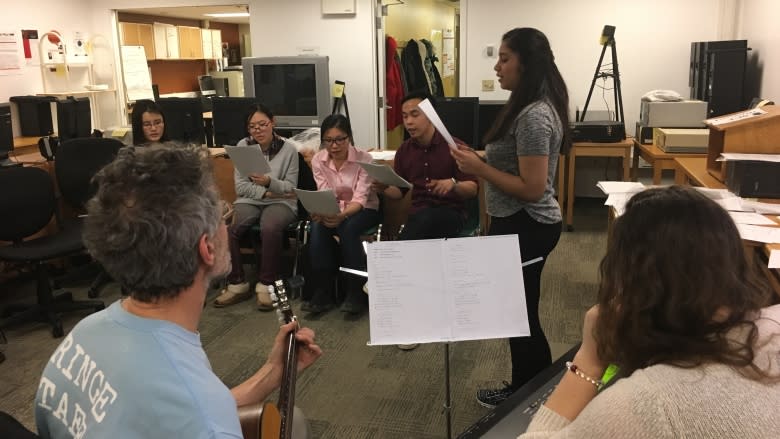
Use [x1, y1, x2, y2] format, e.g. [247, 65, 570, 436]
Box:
[0, 166, 104, 338]
[55, 137, 123, 298]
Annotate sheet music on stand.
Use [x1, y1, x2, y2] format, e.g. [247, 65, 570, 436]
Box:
[366, 235, 530, 346]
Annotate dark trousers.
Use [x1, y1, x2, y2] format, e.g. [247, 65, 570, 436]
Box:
[308, 209, 380, 302]
[488, 209, 561, 389]
[398, 206, 464, 240]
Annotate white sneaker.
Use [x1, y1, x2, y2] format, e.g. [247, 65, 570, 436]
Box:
[363, 282, 369, 295]
[256, 283, 274, 311]
[214, 282, 251, 307]
[397, 344, 419, 350]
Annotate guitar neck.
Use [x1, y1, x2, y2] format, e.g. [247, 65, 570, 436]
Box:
[277, 330, 298, 439]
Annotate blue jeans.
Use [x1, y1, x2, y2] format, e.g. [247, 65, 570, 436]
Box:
[398, 206, 464, 240]
[308, 209, 380, 273]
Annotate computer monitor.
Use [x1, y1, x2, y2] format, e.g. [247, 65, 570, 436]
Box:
[198, 75, 216, 96]
[478, 100, 506, 149]
[242, 56, 330, 128]
[156, 97, 205, 145]
[213, 78, 229, 97]
[56, 97, 91, 142]
[0, 103, 17, 167]
[212, 97, 261, 146]
[436, 97, 480, 149]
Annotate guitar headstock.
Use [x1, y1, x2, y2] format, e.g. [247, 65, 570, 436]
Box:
[270, 279, 296, 325]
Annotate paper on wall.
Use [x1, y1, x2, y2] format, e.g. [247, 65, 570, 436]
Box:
[417, 98, 457, 150]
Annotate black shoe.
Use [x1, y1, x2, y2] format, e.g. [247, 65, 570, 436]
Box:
[302, 300, 333, 314]
[476, 381, 515, 408]
[340, 299, 366, 315]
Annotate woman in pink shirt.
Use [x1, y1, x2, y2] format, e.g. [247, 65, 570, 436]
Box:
[302, 115, 380, 315]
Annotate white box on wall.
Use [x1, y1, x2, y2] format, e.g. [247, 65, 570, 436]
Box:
[322, 0, 356, 15]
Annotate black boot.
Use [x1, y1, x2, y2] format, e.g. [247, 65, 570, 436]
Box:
[340, 277, 367, 314]
[301, 270, 335, 314]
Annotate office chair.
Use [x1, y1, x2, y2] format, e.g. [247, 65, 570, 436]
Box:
[0, 411, 39, 439]
[54, 137, 123, 298]
[0, 166, 104, 338]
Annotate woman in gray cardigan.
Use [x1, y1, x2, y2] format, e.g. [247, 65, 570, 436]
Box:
[214, 103, 299, 310]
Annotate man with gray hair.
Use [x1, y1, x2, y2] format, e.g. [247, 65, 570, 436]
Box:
[33, 145, 322, 438]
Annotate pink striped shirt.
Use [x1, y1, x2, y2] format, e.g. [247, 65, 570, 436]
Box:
[311, 145, 379, 212]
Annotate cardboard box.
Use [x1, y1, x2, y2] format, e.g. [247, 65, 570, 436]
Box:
[656, 128, 709, 153]
[639, 100, 708, 127]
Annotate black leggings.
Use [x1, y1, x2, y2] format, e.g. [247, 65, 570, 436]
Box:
[488, 209, 561, 388]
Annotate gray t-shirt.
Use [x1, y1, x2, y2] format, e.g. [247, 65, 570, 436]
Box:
[485, 100, 562, 224]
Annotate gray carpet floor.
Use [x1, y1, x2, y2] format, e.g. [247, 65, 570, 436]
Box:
[0, 200, 608, 438]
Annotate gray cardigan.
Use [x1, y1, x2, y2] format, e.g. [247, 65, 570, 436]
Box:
[233, 137, 299, 214]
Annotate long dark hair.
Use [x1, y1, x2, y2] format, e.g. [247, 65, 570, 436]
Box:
[483, 28, 571, 155]
[320, 114, 354, 147]
[595, 186, 775, 380]
[131, 99, 169, 146]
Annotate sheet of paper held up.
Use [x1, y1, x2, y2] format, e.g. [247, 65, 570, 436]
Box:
[417, 98, 457, 150]
[366, 235, 530, 346]
[224, 145, 272, 177]
[358, 162, 412, 189]
[293, 189, 340, 216]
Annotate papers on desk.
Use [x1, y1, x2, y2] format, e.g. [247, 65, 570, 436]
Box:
[366, 235, 530, 346]
[769, 250, 780, 269]
[358, 162, 411, 189]
[692, 187, 748, 212]
[224, 146, 272, 177]
[718, 153, 780, 163]
[736, 224, 780, 244]
[705, 108, 766, 126]
[742, 201, 780, 215]
[418, 98, 457, 150]
[368, 150, 396, 161]
[293, 189, 340, 216]
[597, 181, 645, 216]
[729, 212, 777, 226]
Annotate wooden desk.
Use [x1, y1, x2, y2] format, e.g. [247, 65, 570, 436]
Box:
[565, 138, 633, 230]
[673, 157, 725, 188]
[673, 156, 780, 299]
[632, 140, 707, 185]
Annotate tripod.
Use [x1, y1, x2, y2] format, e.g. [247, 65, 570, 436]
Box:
[579, 27, 624, 125]
[331, 80, 350, 119]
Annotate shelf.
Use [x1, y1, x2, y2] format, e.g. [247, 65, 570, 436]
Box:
[36, 89, 116, 97]
[41, 61, 92, 67]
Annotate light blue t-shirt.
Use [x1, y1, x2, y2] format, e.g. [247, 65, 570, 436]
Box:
[34, 300, 242, 439]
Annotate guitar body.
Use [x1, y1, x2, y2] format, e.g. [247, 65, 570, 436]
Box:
[239, 402, 311, 439]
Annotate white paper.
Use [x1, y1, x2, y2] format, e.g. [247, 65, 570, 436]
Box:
[729, 212, 777, 226]
[358, 162, 411, 189]
[368, 150, 396, 161]
[293, 189, 340, 216]
[417, 98, 457, 149]
[741, 201, 780, 215]
[705, 108, 766, 126]
[718, 153, 780, 163]
[596, 181, 645, 194]
[0, 30, 22, 72]
[736, 224, 780, 244]
[769, 250, 780, 269]
[120, 46, 153, 101]
[224, 145, 272, 176]
[366, 235, 530, 346]
[715, 197, 748, 212]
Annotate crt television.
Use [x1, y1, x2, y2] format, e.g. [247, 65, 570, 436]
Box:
[242, 56, 330, 128]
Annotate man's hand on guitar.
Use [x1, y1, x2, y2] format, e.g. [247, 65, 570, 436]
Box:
[269, 321, 323, 374]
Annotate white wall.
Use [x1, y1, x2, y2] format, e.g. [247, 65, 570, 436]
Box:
[247, 0, 378, 147]
[0, 0, 94, 106]
[738, 0, 780, 101]
[460, 0, 723, 130]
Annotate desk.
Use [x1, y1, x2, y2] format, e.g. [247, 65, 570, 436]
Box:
[673, 156, 780, 299]
[632, 140, 707, 185]
[565, 138, 633, 231]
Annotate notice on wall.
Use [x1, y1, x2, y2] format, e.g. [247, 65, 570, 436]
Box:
[120, 45, 154, 101]
[22, 29, 39, 66]
[0, 30, 22, 74]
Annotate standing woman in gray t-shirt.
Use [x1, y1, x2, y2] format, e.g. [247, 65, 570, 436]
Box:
[453, 27, 571, 408]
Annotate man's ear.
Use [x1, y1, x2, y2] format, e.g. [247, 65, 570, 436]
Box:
[198, 233, 216, 267]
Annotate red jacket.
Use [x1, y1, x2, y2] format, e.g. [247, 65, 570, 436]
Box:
[386, 36, 403, 130]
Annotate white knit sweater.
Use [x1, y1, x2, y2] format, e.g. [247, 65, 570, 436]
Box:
[520, 304, 780, 438]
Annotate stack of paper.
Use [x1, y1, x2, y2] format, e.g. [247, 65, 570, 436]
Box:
[597, 181, 645, 217]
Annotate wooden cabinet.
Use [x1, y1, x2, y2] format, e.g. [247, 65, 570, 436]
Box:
[200, 29, 223, 60]
[152, 23, 179, 59]
[177, 26, 203, 59]
[119, 22, 155, 60]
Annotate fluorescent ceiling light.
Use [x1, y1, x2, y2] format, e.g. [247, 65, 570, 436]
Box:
[204, 12, 249, 18]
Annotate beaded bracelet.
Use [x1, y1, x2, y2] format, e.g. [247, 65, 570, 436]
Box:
[565, 361, 604, 391]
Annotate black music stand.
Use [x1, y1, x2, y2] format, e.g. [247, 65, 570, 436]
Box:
[579, 25, 624, 125]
